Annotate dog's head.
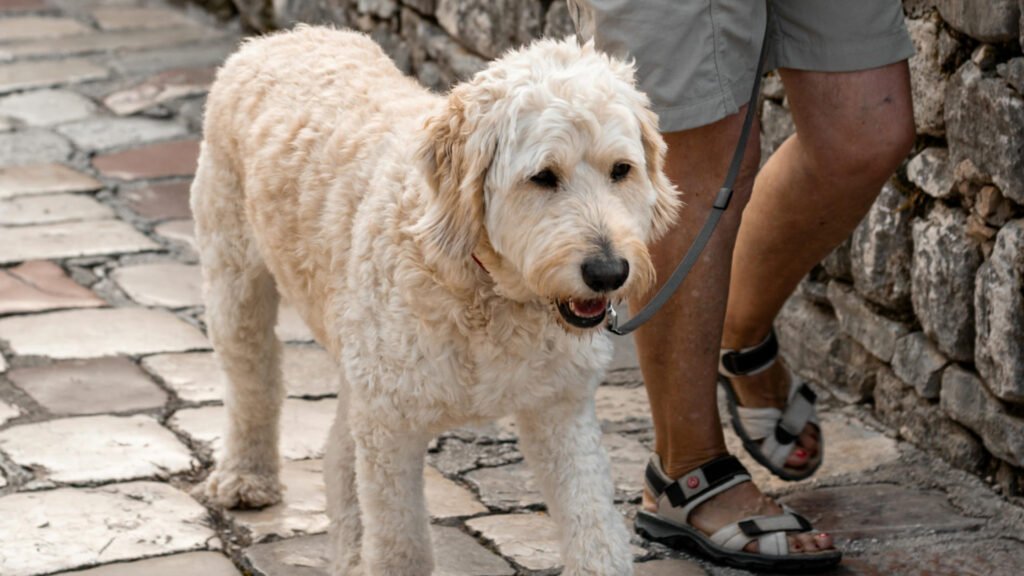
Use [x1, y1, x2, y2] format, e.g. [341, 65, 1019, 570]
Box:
[414, 38, 680, 331]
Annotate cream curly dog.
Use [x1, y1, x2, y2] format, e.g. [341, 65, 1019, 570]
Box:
[191, 26, 679, 575]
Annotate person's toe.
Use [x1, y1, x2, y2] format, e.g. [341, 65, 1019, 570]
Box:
[795, 533, 819, 552]
[814, 532, 834, 550]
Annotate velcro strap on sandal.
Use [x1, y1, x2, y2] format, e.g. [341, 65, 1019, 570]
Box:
[719, 329, 779, 378]
[646, 455, 751, 512]
[738, 513, 812, 536]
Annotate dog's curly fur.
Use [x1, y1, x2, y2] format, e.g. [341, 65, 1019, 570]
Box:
[192, 26, 679, 575]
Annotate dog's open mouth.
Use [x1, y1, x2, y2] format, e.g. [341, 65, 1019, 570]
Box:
[557, 297, 608, 329]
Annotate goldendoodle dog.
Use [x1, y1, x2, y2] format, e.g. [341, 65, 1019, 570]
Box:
[192, 26, 679, 576]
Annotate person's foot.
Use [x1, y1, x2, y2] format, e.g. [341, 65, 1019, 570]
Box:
[642, 470, 835, 555]
[728, 358, 819, 470]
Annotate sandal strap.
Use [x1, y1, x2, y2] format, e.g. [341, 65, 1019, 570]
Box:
[709, 511, 814, 555]
[646, 455, 752, 523]
[719, 329, 779, 378]
[736, 379, 819, 469]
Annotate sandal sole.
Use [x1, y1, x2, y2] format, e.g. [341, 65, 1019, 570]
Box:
[636, 510, 842, 573]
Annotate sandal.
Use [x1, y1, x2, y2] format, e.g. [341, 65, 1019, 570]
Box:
[719, 329, 823, 481]
[635, 454, 842, 571]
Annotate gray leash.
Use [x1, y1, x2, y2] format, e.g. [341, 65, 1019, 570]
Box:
[607, 17, 770, 336]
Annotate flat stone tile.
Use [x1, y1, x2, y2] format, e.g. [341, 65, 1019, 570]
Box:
[0, 193, 112, 225]
[425, 465, 488, 520]
[0, 128, 72, 166]
[779, 484, 983, 543]
[93, 138, 198, 180]
[0, 0, 50, 12]
[243, 527, 515, 576]
[0, 89, 97, 126]
[278, 302, 316, 342]
[0, 398, 19, 425]
[171, 398, 335, 460]
[142, 345, 337, 404]
[0, 26, 215, 60]
[467, 513, 562, 571]
[154, 217, 195, 249]
[0, 482, 217, 576]
[0, 260, 104, 315]
[0, 414, 195, 483]
[0, 219, 158, 264]
[63, 552, 241, 576]
[0, 163, 101, 199]
[842, 539, 1024, 576]
[56, 117, 186, 151]
[725, 412, 900, 493]
[8, 357, 167, 415]
[603, 432, 648, 498]
[104, 66, 214, 115]
[108, 39, 240, 76]
[0, 350, 6, 373]
[112, 262, 201, 307]
[120, 179, 191, 220]
[231, 459, 327, 542]
[465, 461, 542, 511]
[92, 6, 195, 30]
[0, 115, 13, 132]
[0, 16, 91, 41]
[0, 307, 209, 359]
[0, 58, 109, 94]
[596, 384, 651, 424]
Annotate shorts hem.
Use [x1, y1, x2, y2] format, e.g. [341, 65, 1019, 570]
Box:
[770, 30, 915, 73]
[653, 72, 755, 133]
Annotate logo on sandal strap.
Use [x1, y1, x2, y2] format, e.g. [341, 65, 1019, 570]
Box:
[686, 476, 700, 489]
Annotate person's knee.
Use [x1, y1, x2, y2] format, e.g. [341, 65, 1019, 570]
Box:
[804, 106, 915, 188]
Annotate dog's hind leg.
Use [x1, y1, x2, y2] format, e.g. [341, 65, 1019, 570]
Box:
[192, 151, 284, 509]
[326, 376, 363, 575]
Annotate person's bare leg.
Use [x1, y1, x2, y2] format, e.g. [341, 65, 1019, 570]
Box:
[633, 107, 831, 554]
[722, 62, 915, 471]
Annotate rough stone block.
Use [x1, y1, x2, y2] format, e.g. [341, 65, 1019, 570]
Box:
[937, 0, 1020, 42]
[821, 236, 853, 281]
[946, 61, 1024, 204]
[827, 281, 909, 363]
[760, 99, 794, 157]
[544, 0, 575, 38]
[875, 367, 984, 471]
[999, 57, 1024, 93]
[907, 16, 956, 136]
[941, 365, 1024, 466]
[851, 181, 913, 309]
[975, 219, 1024, 401]
[436, 0, 542, 59]
[912, 204, 983, 361]
[975, 185, 1016, 227]
[907, 147, 954, 199]
[774, 293, 880, 401]
[891, 332, 949, 399]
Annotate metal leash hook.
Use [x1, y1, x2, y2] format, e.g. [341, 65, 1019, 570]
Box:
[605, 7, 768, 337]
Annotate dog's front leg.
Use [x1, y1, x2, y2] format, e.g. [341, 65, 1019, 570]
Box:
[516, 393, 634, 576]
[351, 420, 433, 576]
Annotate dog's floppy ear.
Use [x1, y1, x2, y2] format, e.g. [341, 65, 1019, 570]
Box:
[414, 83, 499, 260]
[636, 105, 681, 241]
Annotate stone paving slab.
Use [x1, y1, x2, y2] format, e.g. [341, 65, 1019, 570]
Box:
[0, 15, 90, 40]
[104, 66, 215, 115]
[0, 481, 217, 576]
[142, 345, 337, 403]
[0, 192, 113, 225]
[92, 6, 195, 30]
[0, 88, 97, 126]
[0, 26, 216, 60]
[56, 117, 187, 151]
[0, 219, 159, 263]
[0, 58, 109, 94]
[635, 558, 708, 576]
[229, 458, 328, 542]
[277, 302, 317, 342]
[0, 307, 209, 358]
[466, 513, 564, 571]
[842, 538, 1024, 576]
[0, 163, 101, 199]
[0, 398, 20, 425]
[112, 261, 201, 307]
[0, 414, 195, 484]
[0, 260, 105, 314]
[424, 464, 489, 520]
[92, 138, 199, 180]
[63, 551, 241, 576]
[119, 179, 191, 220]
[0, 128, 73, 166]
[8, 356, 167, 415]
[171, 398, 335, 460]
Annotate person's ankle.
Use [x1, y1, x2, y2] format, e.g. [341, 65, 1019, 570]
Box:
[720, 323, 772, 352]
[658, 448, 730, 480]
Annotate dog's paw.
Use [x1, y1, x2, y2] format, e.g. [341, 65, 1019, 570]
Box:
[195, 469, 283, 509]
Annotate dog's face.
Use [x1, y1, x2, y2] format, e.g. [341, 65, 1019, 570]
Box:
[416, 39, 680, 332]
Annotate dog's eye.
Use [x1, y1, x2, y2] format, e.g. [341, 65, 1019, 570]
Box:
[530, 169, 559, 189]
[611, 162, 632, 182]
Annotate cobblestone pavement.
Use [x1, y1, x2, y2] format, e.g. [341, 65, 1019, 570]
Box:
[1, 1, 1024, 575]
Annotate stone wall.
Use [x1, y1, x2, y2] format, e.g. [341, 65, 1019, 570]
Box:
[200, 0, 1024, 493]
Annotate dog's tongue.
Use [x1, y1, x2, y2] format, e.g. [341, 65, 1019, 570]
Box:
[570, 298, 607, 318]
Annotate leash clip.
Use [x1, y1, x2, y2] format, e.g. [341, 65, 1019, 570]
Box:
[605, 303, 620, 334]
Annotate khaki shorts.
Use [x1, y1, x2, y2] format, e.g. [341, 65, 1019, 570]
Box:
[568, 0, 914, 132]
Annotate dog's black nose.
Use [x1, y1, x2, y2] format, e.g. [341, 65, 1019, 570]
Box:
[581, 256, 629, 292]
